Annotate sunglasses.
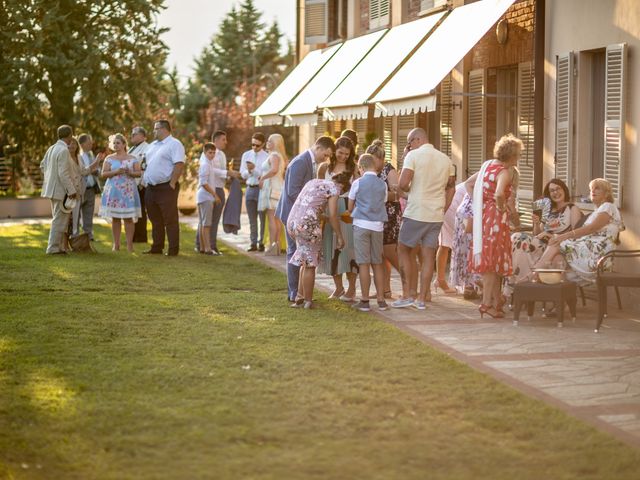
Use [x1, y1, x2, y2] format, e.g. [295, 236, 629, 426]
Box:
[251, 143, 262, 148]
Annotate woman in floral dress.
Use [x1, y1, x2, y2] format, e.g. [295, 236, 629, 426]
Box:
[287, 172, 352, 309]
[449, 189, 480, 298]
[470, 134, 523, 318]
[99, 133, 142, 252]
[535, 178, 623, 282]
[506, 178, 582, 292]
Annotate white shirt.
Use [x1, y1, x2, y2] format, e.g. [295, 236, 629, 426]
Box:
[348, 171, 387, 232]
[240, 149, 268, 186]
[80, 150, 96, 187]
[196, 156, 219, 204]
[129, 141, 149, 186]
[198, 150, 229, 189]
[143, 135, 185, 186]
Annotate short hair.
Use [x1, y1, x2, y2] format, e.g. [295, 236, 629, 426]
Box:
[78, 133, 92, 145]
[315, 135, 336, 152]
[589, 178, 615, 203]
[543, 178, 571, 208]
[108, 133, 128, 150]
[493, 134, 524, 163]
[132, 126, 147, 137]
[358, 153, 375, 170]
[212, 130, 227, 141]
[252, 132, 266, 144]
[340, 129, 358, 148]
[365, 139, 385, 160]
[155, 119, 171, 132]
[203, 142, 216, 152]
[57, 125, 73, 139]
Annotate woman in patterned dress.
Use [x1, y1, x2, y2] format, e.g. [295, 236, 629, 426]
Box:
[99, 133, 142, 252]
[450, 191, 480, 298]
[506, 178, 582, 292]
[534, 178, 623, 282]
[317, 136, 358, 301]
[366, 139, 402, 298]
[287, 172, 353, 309]
[470, 134, 523, 318]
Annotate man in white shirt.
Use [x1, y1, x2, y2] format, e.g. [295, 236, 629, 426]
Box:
[240, 132, 269, 252]
[129, 126, 150, 243]
[194, 130, 240, 255]
[392, 128, 456, 310]
[142, 119, 185, 256]
[78, 133, 103, 241]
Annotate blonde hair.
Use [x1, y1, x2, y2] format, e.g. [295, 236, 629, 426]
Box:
[493, 134, 523, 163]
[358, 153, 376, 170]
[268, 133, 288, 177]
[365, 139, 385, 161]
[589, 178, 614, 203]
[108, 133, 128, 151]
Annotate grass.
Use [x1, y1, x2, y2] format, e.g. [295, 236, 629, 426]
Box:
[0, 222, 639, 479]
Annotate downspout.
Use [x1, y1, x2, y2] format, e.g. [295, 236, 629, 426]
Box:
[533, 0, 545, 197]
[294, 0, 302, 154]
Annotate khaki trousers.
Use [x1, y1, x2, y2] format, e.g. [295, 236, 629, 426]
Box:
[46, 199, 70, 254]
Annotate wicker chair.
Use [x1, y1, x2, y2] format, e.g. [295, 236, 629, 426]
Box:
[594, 249, 640, 333]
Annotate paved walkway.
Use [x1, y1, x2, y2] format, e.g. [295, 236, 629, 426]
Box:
[204, 213, 640, 449]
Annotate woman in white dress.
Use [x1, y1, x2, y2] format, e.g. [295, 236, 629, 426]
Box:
[258, 133, 287, 255]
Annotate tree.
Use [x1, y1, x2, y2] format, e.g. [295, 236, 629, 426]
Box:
[179, 0, 293, 142]
[0, 0, 170, 167]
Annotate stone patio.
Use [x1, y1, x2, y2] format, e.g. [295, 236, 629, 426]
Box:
[207, 213, 640, 449]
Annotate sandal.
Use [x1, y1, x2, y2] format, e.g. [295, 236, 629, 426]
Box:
[328, 288, 345, 299]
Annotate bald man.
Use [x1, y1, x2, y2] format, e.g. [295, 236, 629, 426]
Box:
[391, 128, 456, 310]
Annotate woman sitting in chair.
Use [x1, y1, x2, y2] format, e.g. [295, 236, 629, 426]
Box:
[534, 178, 623, 282]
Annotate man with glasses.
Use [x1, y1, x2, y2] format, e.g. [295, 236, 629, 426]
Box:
[391, 128, 456, 310]
[240, 132, 269, 252]
[129, 126, 150, 243]
[142, 119, 185, 256]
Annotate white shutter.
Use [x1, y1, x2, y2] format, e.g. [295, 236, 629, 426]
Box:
[554, 52, 574, 193]
[397, 115, 415, 170]
[467, 68, 485, 176]
[305, 0, 328, 44]
[517, 61, 535, 221]
[439, 74, 453, 158]
[369, 0, 389, 29]
[383, 116, 393, 166]
[604, 43, 626, 208]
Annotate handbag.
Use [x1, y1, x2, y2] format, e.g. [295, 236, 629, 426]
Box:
[69, 233, 95, 253]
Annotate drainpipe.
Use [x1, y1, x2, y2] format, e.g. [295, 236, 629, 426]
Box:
[533, 0, 545, 197]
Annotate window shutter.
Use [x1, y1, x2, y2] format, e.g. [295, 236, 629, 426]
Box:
[305, 0, 328, 45]
[354, 118, 367, 153]
[369, 0, 390, 29]
[397, 115, 415, 170]
[467, 68, 485, 177]
[439, 74, 453, 158]
[383, 116, 393, 165]
[554, 52, 574, 194]
[604, 43, 627, 208]
[517, 61, 535, 221]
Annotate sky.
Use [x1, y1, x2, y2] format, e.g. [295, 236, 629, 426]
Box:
[158, 0, 296, 83]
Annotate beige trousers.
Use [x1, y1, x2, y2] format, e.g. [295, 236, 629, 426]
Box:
[46, 199, 70, 254]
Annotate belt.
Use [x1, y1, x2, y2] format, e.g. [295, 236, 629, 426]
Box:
[247, 184, 260, 188]
[148, 181, 171, 188]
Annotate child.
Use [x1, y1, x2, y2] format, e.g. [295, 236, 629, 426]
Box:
[196, 143, 222, 255]
[348, 154, 389, 311]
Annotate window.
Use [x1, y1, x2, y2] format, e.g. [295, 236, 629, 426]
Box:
[420, 0, 448, 13]
[305, 0, 328, 45]
[369, 0, 390, 30]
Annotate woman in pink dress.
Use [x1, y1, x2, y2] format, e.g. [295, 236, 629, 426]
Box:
[470, 134, 523, 318]
[287, 171, 352, 309]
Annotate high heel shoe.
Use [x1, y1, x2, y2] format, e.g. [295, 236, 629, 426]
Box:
[433, 279, 457, 294]
[264, 242, 278, 256]
[479, 304, 504, 319]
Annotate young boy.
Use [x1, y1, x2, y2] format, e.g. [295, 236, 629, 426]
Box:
[196, 143, 222, 255]
[348, 154, 389, 311]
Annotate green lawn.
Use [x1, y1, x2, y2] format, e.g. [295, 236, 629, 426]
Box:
[1, 223, 639, 479]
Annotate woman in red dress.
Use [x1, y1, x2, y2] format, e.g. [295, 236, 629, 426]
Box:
[470, 134, 523, 318]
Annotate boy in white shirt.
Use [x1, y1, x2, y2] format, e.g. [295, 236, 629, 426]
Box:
[196, 143, 222, 255]
[348, 154, 389, 311]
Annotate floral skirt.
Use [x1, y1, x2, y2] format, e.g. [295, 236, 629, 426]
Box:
[287, 217, 323, 267]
